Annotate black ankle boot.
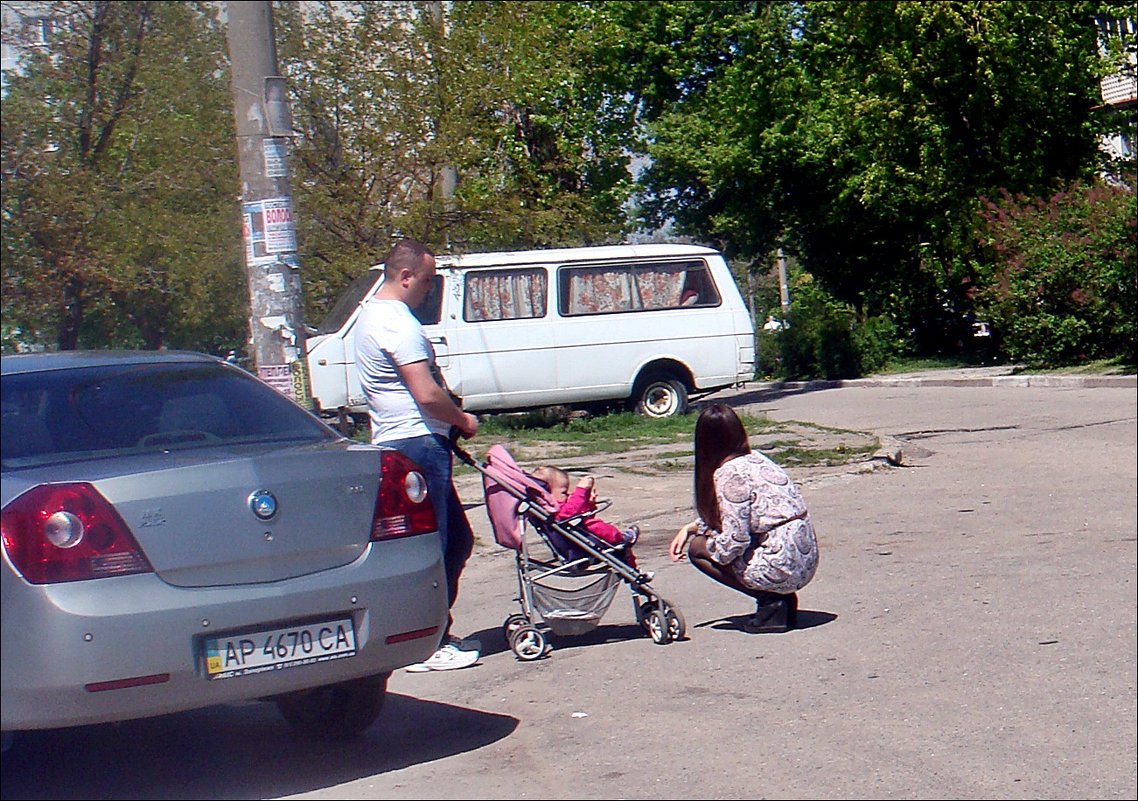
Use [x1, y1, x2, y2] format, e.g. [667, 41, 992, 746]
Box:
[743, 592, 797, 633]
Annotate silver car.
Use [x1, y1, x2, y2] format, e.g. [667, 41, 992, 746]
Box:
[1, 351, 447, 748]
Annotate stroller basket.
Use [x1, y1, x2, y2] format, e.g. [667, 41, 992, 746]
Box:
[451, 440, 686, 661]
[530, 572, 622, 636]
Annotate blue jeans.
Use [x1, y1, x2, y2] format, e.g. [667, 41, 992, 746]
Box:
[379, 434, 473, 640]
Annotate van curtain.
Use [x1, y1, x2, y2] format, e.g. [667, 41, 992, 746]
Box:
[567, 267, 685, 314]
[465, 269, 547, 321]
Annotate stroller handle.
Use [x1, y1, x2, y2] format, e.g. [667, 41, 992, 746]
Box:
[449, 426, 478, 467]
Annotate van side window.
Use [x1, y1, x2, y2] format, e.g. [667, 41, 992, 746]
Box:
[559, 259, 720, 315]
[677, 264, 720, 307]
[464, 268, 547, 322]
[411, 275, 444, 325]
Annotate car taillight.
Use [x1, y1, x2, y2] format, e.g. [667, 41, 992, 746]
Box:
[1, 483, 153, 584]
[371, 450, 437, 540]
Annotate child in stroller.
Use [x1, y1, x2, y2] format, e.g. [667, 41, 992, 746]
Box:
[531, 465, 642, 569]
[451, 441, 685, 661]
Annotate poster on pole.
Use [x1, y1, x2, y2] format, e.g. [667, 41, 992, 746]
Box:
[241, 198, 297, 261]
[263, 138, 288, 178]
[258, 364, 294, 399]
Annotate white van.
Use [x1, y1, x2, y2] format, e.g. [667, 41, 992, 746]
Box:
[306, 244, 756, 422]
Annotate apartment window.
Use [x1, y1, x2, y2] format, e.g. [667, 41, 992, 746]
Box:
[24, 16, 56, 47]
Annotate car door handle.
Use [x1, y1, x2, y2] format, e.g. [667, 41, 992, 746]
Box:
[429, 336, 448, 346]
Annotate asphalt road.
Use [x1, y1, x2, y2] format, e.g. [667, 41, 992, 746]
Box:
[2, 378, 1135, 800]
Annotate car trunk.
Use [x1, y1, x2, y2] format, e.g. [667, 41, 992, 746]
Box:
[82, 442, 380, 588]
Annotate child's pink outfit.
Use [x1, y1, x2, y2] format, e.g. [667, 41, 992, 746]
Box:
[555, 486, 639, 568]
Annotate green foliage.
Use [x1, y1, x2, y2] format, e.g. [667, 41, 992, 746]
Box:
[276, 0, 638, 323]
[852, 314, 903, 376]
[3, 0, 1132, 374]
[1, 1, 245, 353]
[764, 277, 902, 379]
[776, 279, 859, 380]
[610, 0, 1120, 358]
[974, 177, 1138, 366]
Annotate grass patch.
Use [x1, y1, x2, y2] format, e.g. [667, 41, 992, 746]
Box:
[764, 442, 879, 467]
[476, 409, 774, 459]
[366, 406, 877, 472]
[1013, 357, 1136, 375]
[877, 354, 1134, 376]
[876, 355, 1008, 374]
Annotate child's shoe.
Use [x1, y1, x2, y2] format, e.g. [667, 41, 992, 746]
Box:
[623, 524, 640, 546]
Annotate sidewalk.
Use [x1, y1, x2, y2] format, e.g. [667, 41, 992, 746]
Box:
[752, 364, 1136, 390]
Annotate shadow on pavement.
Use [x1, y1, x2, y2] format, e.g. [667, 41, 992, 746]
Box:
[466, 620, 670, 659]
[0, 693, 517, 800]
[699, 608, 838, 633]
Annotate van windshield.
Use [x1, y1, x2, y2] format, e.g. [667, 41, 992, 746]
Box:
[316, 269, 381, 334]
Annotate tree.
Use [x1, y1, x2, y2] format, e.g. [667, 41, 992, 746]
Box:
[275, 0, 639, 324]
[2, 1, 244, 352]
[607, 1, 1121, 354]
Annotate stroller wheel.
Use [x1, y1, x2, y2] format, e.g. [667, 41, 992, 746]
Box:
[635, 601, 655, 633]
[511, 625, 548, 661]
[645, 610, 672, 645]
[664, 605, 686, 642]
[502, 613, 528, 644]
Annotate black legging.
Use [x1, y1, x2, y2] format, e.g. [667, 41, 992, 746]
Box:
[686, 534, 765, 601]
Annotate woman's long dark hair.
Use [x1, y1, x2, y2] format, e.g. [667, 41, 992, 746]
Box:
[694, 404, 752, 530]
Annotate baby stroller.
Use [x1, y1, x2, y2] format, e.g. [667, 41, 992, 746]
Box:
[452, 441, 686, 661]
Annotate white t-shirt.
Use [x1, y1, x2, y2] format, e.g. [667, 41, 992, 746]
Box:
[354, 298, 450, 442]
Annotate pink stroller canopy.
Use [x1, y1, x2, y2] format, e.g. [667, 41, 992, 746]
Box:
[482, 444, 557, 551]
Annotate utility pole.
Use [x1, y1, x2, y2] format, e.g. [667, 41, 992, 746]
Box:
[777, 247, 791, 320]
[427, 0, 457, 244]
[225, 1, 311, 407]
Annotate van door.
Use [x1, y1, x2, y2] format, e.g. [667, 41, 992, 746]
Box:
[438, 265, 558, 412]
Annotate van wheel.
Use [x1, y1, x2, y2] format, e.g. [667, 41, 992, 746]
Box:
[632, 375, 688, 418]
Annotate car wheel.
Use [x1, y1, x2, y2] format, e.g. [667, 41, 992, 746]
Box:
[275, 672, 390, 738]
[632, 375, 688, 418]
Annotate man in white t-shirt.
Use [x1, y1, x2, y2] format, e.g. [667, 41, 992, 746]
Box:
[355, 239, 481, 671]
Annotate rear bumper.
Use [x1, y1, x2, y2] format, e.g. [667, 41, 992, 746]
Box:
[1, 536, 447, 731]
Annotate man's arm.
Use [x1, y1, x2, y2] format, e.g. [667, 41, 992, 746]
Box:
[399, 360, 479, 438]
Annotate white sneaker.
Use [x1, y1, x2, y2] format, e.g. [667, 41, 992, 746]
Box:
[404, 641, 480, 672]
[444, 634, 482, 652]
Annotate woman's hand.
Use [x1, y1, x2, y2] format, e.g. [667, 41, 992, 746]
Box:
[669, 521, 699, 562]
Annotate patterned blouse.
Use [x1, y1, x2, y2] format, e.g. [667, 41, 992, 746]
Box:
[699, 452, 819, 593]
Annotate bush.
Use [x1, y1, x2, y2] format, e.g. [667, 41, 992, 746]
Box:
[774, 281, 858, 380]
[975, 178, 1137, 366]
[852, 314, 901, 375]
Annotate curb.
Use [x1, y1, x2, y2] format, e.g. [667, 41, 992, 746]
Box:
[749, 375, 1136, 390]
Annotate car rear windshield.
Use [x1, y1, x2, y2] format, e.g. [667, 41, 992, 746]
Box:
[1, 361, 338, 469]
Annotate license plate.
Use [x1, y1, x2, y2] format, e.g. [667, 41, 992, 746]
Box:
[204, 617, 357, 680]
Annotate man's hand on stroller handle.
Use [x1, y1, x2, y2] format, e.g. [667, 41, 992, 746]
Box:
[449, 412, 478, 440]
